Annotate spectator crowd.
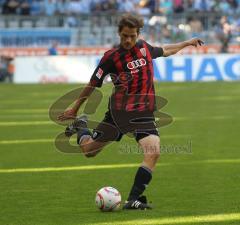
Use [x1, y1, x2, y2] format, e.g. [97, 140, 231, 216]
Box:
[0, 0, 240, 16]
[0, 0, 239, 50]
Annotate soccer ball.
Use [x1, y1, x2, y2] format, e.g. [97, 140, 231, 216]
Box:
[95, 187, 121, 211]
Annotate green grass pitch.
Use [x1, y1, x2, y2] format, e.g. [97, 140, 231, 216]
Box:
[0, 82, 240, 225]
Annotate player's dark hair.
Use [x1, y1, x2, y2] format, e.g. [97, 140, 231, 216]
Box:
[118, 14, 144, 34]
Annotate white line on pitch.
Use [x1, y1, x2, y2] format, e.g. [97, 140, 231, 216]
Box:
[0, 109, 48, 113]
[174, 116, 232, 121]
[93, 213, 240, 225]
[0, 138, 53, 144]
[0, 159, 240, 174]
[0, 164, 147, 174]
[0, 121, 52, 126]
[0, 115, 49, 118]
[0, 135, 190, 145]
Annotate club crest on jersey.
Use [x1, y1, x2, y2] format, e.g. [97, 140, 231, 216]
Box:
[96, 68, 103, 79]
[140, 48, 146, 57]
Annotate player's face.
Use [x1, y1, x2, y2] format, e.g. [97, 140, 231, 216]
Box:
[119, 26, 139, 50]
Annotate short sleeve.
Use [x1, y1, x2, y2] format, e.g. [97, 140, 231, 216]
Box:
[144, 41, 164, 59]
[90, 54, 113, 88]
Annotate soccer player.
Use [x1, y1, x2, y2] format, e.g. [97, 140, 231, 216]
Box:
[58, 14, 203, 210]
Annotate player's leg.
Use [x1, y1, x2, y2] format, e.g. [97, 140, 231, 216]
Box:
[76, 122, 119, 158]
[66, 112, 121, 158]
[139, 134, 160, 171]
[78, 135, 109, 158]
[128, 134, 160, 199]
[123, 132, 160, 210]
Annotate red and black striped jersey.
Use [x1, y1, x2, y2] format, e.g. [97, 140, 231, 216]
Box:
[90, 39, 164, 112]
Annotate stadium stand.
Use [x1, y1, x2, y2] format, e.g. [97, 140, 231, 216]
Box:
[0, 0, 239, 49]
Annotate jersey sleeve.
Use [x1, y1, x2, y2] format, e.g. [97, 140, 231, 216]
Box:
[144, 41, 164, 59]
[90, 54, 112, 88]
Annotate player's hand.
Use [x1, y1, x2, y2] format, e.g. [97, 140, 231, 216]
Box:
[58, 108, 77, 121]
[187, 38, 204, 47]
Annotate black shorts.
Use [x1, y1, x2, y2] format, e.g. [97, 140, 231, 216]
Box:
[92, 110, 159, 142]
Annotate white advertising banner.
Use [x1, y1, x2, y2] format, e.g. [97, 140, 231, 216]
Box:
[153, 54, 240, 81]
[14, 56, 97, 83]
[14, 54, 240, 83]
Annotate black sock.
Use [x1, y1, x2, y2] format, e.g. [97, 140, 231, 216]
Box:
[127, 166, 152, 201]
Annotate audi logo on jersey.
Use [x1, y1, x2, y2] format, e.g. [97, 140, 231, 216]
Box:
[127, 58, 146, 70]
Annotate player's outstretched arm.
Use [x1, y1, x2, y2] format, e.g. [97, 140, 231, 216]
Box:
[162, 37, 204, 57]
[58, 82, 95, 121]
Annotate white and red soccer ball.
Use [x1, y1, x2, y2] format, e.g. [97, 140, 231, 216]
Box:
[95, 187, 121, 211]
